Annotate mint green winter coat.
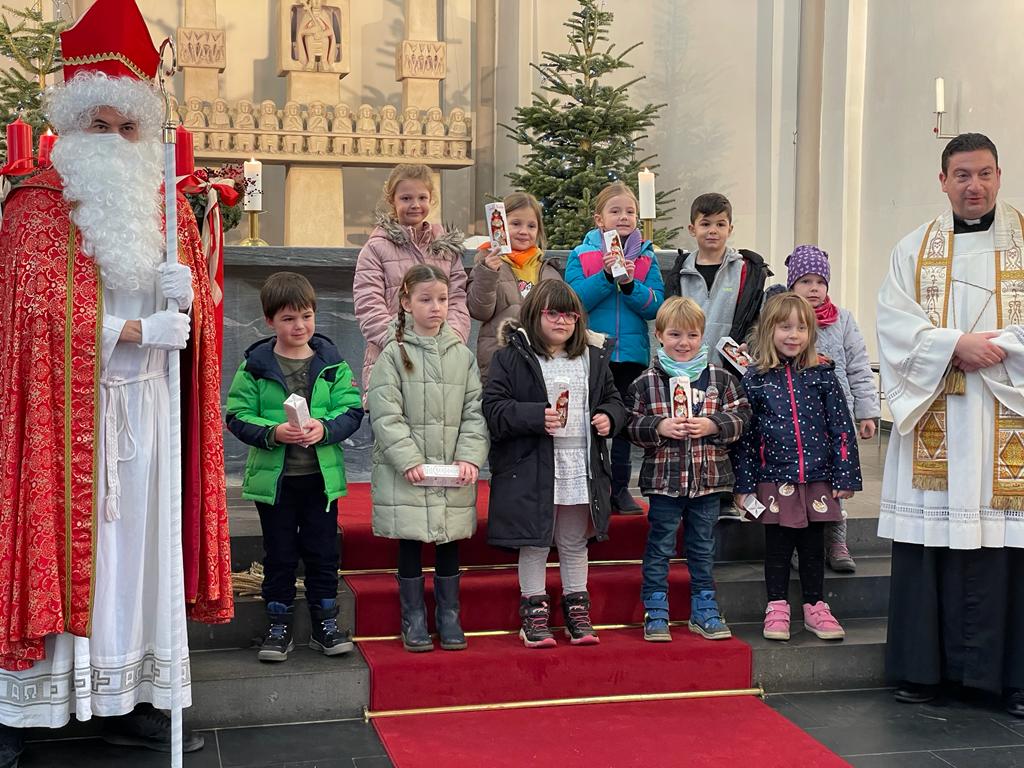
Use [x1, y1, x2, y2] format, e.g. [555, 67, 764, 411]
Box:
[367, 323, 489, 543]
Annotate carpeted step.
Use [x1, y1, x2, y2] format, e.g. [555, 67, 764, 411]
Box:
[359, 627, 752, 711]
[373, 696, 849, 768]
[346, 563, 692, 636]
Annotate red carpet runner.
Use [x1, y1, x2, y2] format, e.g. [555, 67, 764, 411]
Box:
[339, 483, 848, 767]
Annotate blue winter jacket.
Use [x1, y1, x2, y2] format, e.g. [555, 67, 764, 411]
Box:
[732, 360, 862, 494]
[566, 228, 664, 365]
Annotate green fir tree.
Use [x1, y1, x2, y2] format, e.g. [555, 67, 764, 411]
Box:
[0, 3, 66, 157]
[502, 0, 679, 248]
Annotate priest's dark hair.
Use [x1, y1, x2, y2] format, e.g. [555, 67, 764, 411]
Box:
[396, 263, 449, 371]
[942, 133, 999, 174]
[261, 271, 317, 319]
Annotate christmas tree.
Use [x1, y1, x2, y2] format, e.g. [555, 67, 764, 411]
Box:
[502, 0, 679, 248]
[0, 3, 67, 156]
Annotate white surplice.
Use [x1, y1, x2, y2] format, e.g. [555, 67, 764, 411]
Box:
[0, 281, 190, 728]
[878, 214, 1024, 550]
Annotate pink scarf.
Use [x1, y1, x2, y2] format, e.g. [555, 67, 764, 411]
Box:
[815, 296, 839, 328]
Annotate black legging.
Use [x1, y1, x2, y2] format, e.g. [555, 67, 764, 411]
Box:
[397, 539, 460, 578]
[764, 523, 825, 604]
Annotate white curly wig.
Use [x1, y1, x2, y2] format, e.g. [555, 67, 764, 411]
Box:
[45, 70, 164, 141]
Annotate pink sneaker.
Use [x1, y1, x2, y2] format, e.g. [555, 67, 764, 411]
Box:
[803, 601, 845, 640]
[762, 600, 790, 640]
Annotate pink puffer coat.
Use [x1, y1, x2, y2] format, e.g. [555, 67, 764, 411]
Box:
[352, 215, 469, 391]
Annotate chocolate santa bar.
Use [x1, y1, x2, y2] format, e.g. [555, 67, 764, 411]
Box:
[485, 202, 512, 254]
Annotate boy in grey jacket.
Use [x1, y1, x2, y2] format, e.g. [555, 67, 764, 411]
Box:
[780, 245, 881, 572]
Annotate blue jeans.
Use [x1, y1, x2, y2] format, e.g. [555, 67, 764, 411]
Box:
[641, 493, 719, 599]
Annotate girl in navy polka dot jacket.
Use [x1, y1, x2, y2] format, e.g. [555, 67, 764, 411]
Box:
[732, 293, 862, 643]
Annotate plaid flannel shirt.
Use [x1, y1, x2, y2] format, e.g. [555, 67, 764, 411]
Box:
[625, 362, 751, 498]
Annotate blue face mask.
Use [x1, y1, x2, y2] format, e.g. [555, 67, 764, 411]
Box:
[658, 344, 709, 381]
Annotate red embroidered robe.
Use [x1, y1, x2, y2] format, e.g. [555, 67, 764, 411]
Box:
[0, 168, 233, 671]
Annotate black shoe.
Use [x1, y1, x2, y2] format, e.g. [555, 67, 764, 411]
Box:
[309, 598, 354, 656]
[894, 681, 939, 704]
[397, 575, 433, 652]
[433, 573, 467, 650]
[1006, 689, 1024, 718]
[102, 703, 205, 753]
[611, 488, 643, 515]
[258, 601, 295, 662]
[562, 591, 599, 645]
[519, 595, 556, 648]
[0, 724, 23, 768]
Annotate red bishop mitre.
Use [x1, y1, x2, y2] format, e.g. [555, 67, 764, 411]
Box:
[60, 0, 160, 82]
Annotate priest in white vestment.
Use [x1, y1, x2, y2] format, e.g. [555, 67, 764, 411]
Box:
[878, 132, 1024, 715]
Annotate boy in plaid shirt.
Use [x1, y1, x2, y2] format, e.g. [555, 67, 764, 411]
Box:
[626, 297, 751, 641]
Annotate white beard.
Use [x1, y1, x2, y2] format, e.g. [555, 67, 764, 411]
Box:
[51, 133, 165, 291]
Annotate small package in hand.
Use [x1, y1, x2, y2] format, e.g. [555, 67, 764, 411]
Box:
[283, 393, 311, 429]
[668, 376, 692, 419]
[553, 380, 570, 434]
[413, 464, 463, 487]
[603, 229, 629, 282]
[716, 336, 752, 375]
[486, 202, 512, 254]
[740, 494, 766, 519]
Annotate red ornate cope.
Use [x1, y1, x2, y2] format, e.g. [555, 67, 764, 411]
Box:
[0, 168, 233, 671]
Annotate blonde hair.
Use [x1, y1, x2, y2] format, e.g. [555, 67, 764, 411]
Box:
[592, 181, 638, 216]
[504, 191, 546, 249]
[380, 163, 435, 218]
[656, 296, 705, 334]
[752, 293, 819, 372]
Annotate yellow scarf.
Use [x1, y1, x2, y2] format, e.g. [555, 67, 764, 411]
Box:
[504, 246, 542, 290]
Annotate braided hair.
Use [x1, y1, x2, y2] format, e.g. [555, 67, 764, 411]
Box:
[396, 263, 449, 371]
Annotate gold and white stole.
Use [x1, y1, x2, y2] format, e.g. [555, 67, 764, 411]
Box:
[912, 202, 1024, 508]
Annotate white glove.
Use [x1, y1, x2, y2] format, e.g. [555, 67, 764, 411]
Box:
[140, 310, 191, 350]
[158, 263, 194, 310]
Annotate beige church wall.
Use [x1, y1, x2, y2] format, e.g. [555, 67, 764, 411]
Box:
[821, 0, 1024, 360]
[492, 0, 802, 266]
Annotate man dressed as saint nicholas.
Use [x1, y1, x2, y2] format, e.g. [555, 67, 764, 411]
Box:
[0, 0, 233, 763]
[878, 132, 1024, 717]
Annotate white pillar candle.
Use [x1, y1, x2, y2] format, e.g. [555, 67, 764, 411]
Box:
[935, 77, 945, 114]
[244, 158, 263, 212]
[638, 167, 656, 220]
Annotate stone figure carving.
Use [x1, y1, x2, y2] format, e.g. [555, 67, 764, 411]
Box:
[259, 99, 280, 153]
[209, 97, 232, 151]
[307, 101, 329, 154]
[356, 104, 377, 156]
[379, 105, 400, 157]
[448, 107, 469, 160]
[402, 107, 423, 157]
[183, 96, 207, 149]
[425, 107, 446, 159]
[295, 0, 337, 72]
[234, 99, 257, 152]
[178, 28, 226, 69]
[282, 101, 304, 153]
[331, 103, 353, 155]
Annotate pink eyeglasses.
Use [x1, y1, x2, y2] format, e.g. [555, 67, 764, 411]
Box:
[541, 309, 581, 324]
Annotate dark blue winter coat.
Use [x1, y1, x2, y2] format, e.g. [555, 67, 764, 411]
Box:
[732, 360, 862, 494]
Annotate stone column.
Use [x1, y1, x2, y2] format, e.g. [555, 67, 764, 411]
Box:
[794, 0, 825, 245]
[472, 0, 496, 234]
[180, 0, 224, 104]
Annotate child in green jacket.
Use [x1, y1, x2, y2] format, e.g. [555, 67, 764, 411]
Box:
[226, 272, 364, 663]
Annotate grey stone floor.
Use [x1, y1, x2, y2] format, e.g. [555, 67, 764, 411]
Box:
[20, 686, 1024, 767]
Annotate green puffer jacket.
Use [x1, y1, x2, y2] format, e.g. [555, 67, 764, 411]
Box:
[225, 334, 364, 504]
[367, 323, 489, 543]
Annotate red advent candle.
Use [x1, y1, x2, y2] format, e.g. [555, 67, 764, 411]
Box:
[5, 116, 32, 170]
[175, 124, 194, 177]
[37, 129, 56, 167]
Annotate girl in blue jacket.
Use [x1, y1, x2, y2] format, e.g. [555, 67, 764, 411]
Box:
[566, 181, 664, 513]
[732, 293, 862, 644]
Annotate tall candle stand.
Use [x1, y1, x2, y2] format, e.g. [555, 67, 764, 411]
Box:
[641, 219, 655, 242]
[239, 210, 269, 246]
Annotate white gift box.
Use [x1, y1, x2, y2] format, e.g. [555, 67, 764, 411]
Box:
[716, 336, 752, 375]
[485, 202, 512, 254]
[412, 464, 464, 487]
[668, 375, 692, 420]
[603, 229, 629, 281]
[283, 392, 311, 429]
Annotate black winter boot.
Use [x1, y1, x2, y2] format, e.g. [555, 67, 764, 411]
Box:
[309, 598, 354, 656]
[0, 724, 23, 768]
[562, 591, 600, 645]
[258, 601, 295, 662]
[397, 575, 433, 652]
[102, 703, 205, 753]
[519, 594, 557, 648]
[433, 573, 467, 650]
